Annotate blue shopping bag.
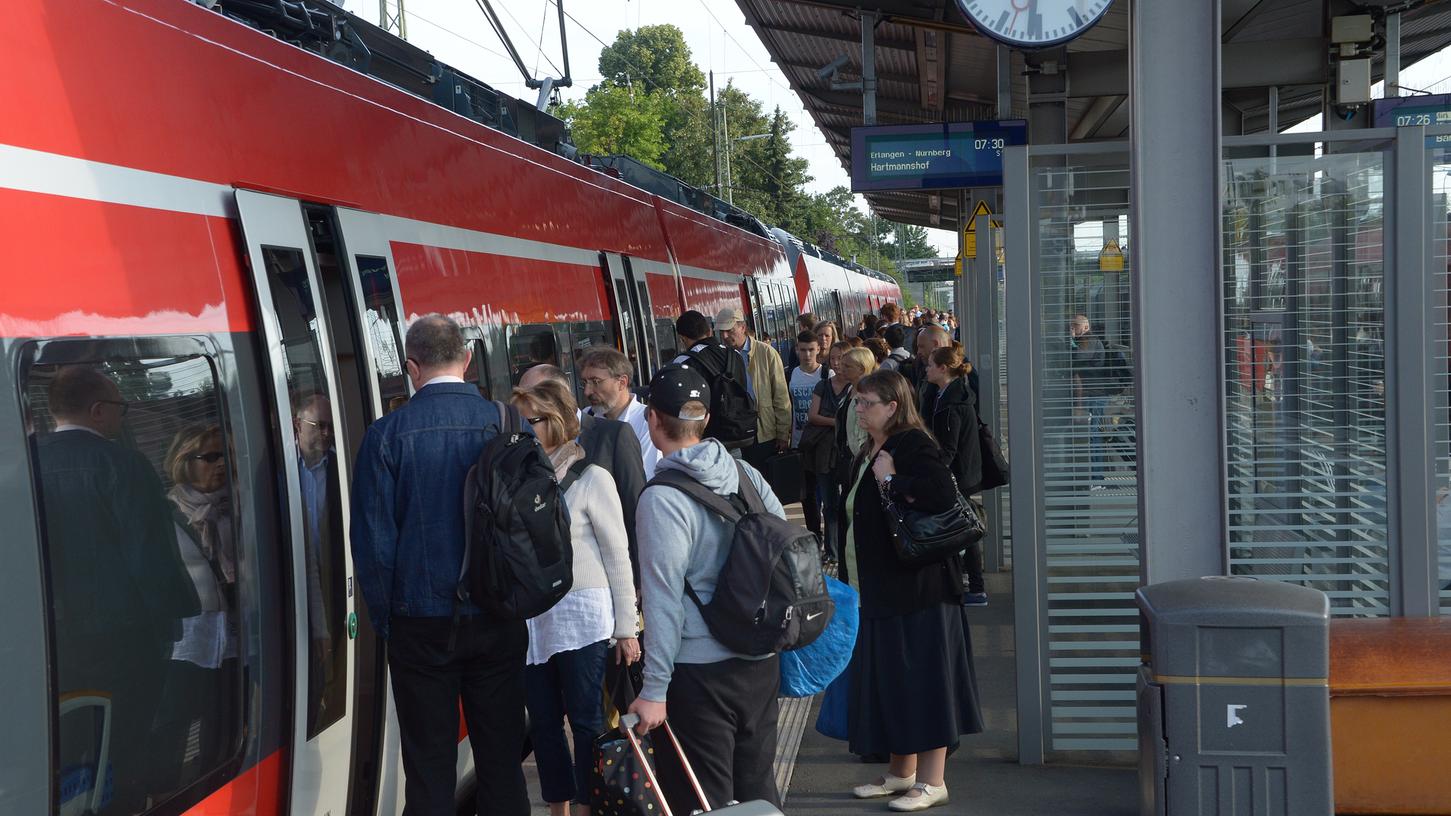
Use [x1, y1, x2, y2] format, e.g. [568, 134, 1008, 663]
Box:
[814, 663, 851, 741]
[781, 575, 858, 698]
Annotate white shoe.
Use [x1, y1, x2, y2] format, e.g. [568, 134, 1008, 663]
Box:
[852, 773, 916, 799]
[888, 782, 950, 812]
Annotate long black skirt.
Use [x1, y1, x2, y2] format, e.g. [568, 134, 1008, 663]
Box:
[847, 602, 984, 757]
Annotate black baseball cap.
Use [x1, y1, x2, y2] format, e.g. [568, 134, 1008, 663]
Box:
[648, 364, 711, 421]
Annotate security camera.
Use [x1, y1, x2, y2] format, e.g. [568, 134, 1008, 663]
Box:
[817, 55, 851, 81]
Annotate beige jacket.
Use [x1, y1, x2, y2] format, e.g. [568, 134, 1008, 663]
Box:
[747, 338, 791, 443]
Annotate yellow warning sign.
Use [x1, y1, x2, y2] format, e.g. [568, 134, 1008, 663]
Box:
[1099, 239, 1125, 273]
[963, 200, 994, 261]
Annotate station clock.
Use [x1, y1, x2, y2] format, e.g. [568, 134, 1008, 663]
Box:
[956, 0, 1115, 49]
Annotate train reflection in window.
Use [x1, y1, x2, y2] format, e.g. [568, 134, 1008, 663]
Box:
[25, 353, 244, 815]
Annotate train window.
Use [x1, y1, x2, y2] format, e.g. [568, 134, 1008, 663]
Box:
[655, 318, 679, 362]
[355, 255, 408, 414]
[258, 246, 348, 740]
[464, 338, 490, 399]
[508, 323, 561, 385]
[24, 351, 244, 815]
[566, 321, 614, 399]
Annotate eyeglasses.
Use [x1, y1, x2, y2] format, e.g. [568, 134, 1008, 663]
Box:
[94, 399, 128, 416]
[299, 417, 334, 433]
[188, 451, 226, 464]
[581, 376, 621, 389]
[525, 416, 548, 426]
[852, 396, 888, 410]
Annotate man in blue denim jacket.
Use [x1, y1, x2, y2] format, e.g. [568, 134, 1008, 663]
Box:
[351, 313, 528, 815]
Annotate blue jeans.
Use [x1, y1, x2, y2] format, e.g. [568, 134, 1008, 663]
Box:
[525, 639, 608, 804]
[1085, 396, 1110, 479]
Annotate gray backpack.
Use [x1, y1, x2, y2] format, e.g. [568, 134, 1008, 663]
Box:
[647, 463, 832, 655]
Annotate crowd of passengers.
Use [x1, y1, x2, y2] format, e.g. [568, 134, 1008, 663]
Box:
[32, 301, 1004, 816]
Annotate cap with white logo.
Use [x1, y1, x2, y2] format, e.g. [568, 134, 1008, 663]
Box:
[647, 364, 712, 421]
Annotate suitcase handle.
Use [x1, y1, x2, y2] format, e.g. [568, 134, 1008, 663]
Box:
[619, 713, 713, 813]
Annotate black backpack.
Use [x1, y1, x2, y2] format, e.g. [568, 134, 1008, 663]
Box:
[648, 463, 832, 655]
[457, 401, 573, 623]
[682, 342, 758, 446]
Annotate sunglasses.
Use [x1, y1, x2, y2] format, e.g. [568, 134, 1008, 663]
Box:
[95, 399, 129, 416]
[299, 417, 334, 433]
[188, 451, 226, 464]
[525, 416, 548, 426]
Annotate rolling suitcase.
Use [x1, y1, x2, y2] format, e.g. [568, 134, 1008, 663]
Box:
[610, 714, 785, 816]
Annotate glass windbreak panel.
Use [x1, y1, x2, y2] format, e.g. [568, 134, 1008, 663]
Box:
[508, 323, 561, 385]
[1430, 147, 1451, 613]
[997, 254, 1012, 568]
[355, 255, 408, 415]
[26, 353, 244, 814]
[1222, 150, 1390, 615]
[261, 246, 348, 736]
[1033, 162, 1139, 754]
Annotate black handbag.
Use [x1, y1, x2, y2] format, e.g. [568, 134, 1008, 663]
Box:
[973, 421, 1010, 493]
[881, 475, 986, 567]
[797, 423, 835, 474]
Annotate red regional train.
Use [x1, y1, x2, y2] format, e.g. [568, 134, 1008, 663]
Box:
[0, 1, 899, 815]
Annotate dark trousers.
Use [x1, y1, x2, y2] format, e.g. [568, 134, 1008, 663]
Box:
[524, 639, 608, 805]
[800, 470, 822, 536]
[387, 615, 529, 816]
[656, 657, 782, 814]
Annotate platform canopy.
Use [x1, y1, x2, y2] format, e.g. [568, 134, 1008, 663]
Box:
[735, 0, 1451, 230]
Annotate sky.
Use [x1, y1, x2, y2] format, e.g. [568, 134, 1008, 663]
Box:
[336, 1, 1451, 257]
[334, 0, 963, 253]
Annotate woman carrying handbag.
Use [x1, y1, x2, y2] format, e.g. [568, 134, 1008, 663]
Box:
[841, 370, 984, 812]
[921, 342, 990, 606]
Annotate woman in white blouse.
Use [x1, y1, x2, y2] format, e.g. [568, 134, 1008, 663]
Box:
[512, 380, 640, 816]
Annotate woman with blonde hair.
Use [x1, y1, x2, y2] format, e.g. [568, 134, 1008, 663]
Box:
[511, 380, 640, 816]
[813, 320, 841, 369]
[844, 370, 982, 811]
[923, 342, 987, 605]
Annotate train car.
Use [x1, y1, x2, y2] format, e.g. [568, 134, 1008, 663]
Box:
[0, 2, 897, 815]
[773, 228, 901, 336]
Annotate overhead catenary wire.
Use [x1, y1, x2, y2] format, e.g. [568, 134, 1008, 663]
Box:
[692, 0, 791, 92]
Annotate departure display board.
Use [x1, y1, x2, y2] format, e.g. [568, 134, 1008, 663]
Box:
[1372, 94, 1451, 128]
[850, 120, 1028, 192]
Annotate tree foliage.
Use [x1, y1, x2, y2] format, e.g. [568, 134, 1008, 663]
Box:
[564, 25, 935, 302]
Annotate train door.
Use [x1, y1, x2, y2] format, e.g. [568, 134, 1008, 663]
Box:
[831, 290, 846, 329]
[743, 277, 765, 337]
[234, 190, 359, 816]
[329, 207, 413, 815]
[601, 253, 657, 383]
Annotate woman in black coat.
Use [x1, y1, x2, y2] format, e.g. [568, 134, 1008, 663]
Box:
[920, 342, 987, 605]
[841, 370, 983, 812]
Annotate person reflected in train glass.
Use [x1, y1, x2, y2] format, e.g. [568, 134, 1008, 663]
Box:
[521, 363, 646, 584]
[716, 305, 790, 454]
[510, 380, 639, 816]
[788, 331, 827, 537]
[33, 366, 200, 813]
[1068, 314, 1109, 489]
[157, 424, 239, 786]
[351, 314, 530, 816]
[579, 347, 661, 480]
[293, 391, 343, 730]
[922, 344, 988, 607]
[844, 371, 983, 812]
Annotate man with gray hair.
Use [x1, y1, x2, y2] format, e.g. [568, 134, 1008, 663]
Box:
[351, 313, 529, 815]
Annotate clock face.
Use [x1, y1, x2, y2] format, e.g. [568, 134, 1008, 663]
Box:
[957, 0, 1115, 48]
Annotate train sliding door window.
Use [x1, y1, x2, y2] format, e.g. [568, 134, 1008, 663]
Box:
[508, 324, 563, 385]
[21, 339, 246, 816]
[601, 253, 657, 383]
[235, 190, 355, 815]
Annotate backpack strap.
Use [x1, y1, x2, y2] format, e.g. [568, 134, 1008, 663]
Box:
[646, 469, 744, 522]
[493, 399, 522, 435]
[559, 458, 590, 493]
[731, 461, 768, 515]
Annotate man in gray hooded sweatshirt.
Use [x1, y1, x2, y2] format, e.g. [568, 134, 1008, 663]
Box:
[628, 363, 786, 813]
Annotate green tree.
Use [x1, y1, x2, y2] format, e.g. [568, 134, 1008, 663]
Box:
[555, 85, 668, 168]
[597, 25, 704, 96]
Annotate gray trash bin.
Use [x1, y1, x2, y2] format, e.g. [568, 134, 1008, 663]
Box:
[1136, 576, 1331, 816]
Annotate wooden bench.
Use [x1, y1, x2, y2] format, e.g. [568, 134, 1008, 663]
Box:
[1329, 618, 1451, 815]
